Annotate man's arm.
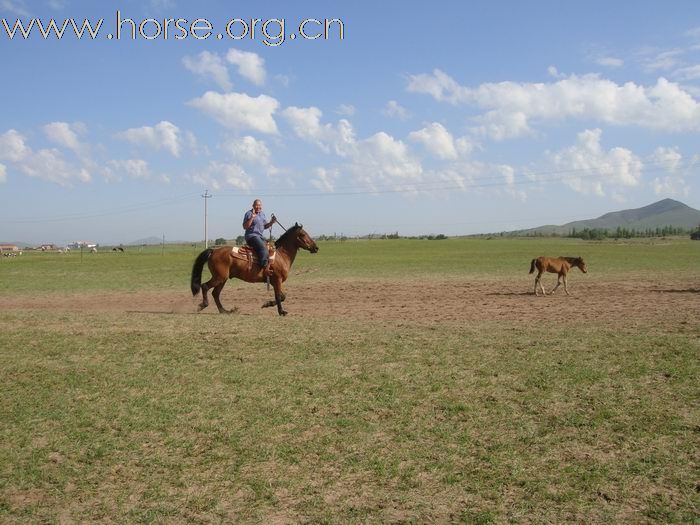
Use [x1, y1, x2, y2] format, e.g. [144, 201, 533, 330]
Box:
[264, 214, 277, 229]
[242, 210, 255, 229]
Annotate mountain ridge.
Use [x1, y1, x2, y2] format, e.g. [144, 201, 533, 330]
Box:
[516, 199, 700, 236]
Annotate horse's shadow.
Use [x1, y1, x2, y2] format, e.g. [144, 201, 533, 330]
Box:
[487, 291, 532, 297]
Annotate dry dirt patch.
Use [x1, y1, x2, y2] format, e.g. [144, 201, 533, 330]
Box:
[2, 276, 698, 324]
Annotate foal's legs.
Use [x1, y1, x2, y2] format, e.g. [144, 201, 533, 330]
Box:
[534, 271, 546, 296]
[551, 274, 563, 295]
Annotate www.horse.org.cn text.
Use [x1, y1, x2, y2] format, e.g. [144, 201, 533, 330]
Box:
[1, 12, 345, 46]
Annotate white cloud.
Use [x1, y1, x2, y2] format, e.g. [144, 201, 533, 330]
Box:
[281, 106, 354, 155]
[19, 148, 92, 186]
[226, 49, 266, 86]
[643, 49, 684, 73]
[183, 51, 232, 91]
[42, 121, 90, 160]
[0, 129, 30, 162]
[547, 128, 643, 196]
[685, 27, 700, 39]
[382, 100, 410, 120]
[474, 110, 533, 141]
[651, 146, 683, 172]
[335, 104, 356, 116]
[651, 175, 690, 197]
[0, 0, 29, 17]
[409, 122, 459, 160]
[189, 91, 279, 134]
[0, 163, 6, 183]
[108, 159, 152, 180]
[310, 167, 339, 192]
[0, 128, 91, 186]
[347, 132, 423, 188]
[547, 66, 564, 79]
[455, 136, 475, 157]
[407, 69, 700, 137]
[596, 56, 624, 68]
[673, 64, 700, 81]
[221, 135, 273, 167]
[189, 161, 254, 191]
[650, 146, 689, 197]
[117, 121, 182, 157]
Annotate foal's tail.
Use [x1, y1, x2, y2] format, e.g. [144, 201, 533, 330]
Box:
[190, 248, 213, 296]
[529, 258, 536, 274]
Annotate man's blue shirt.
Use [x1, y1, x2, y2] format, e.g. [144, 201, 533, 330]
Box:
[243, 210, 267, 238]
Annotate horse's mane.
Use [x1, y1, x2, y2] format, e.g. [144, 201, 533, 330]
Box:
[275, 223, 302, 248]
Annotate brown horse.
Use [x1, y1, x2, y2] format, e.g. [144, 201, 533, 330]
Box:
[529, 256, 587, 296]
[190, 223, 319, 315]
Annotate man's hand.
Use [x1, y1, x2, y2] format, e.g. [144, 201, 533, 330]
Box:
[270, 214, 276, 223]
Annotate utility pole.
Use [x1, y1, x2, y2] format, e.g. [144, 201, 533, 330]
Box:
[202, 190, 212, 248]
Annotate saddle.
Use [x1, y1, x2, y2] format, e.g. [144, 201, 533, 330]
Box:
[230, 241, 276, 271]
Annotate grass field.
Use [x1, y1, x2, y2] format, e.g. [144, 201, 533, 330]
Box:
[1, 237, 698, 523]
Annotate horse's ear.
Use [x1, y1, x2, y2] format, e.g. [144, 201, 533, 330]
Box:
[294, 222, 300, 228]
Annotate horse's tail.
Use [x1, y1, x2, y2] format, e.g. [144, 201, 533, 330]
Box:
[529, 258, 536, 274]
[191, 248, 213, 296]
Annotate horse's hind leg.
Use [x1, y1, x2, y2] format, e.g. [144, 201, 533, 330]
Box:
[563, 275, 570, 295]
[212, 281, 236, 314]
[199, 277, 224, 311]
[198, 281, 211, 311]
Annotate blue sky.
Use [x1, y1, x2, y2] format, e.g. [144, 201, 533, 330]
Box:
[1, 0, 699, 245]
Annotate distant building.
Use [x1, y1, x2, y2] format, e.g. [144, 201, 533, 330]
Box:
[0, 244, 19, 252]
[68, 241, 98, 249]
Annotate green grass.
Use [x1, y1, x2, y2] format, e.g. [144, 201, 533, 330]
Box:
[1, 236, 698, 294]
[0, 237, 698, 522]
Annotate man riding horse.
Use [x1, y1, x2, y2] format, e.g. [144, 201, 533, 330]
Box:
[242, 199, 276, 276]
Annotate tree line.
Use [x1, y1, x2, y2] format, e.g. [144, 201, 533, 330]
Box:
[568, 225, 696, 240]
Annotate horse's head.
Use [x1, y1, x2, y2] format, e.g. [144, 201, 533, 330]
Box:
[576, 257, 588, 273]
[276, 223, 319, 253]
[294, 223, 319, 253]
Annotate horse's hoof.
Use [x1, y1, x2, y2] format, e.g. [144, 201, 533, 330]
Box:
[279, 310, 288, 316]
[226, 307, 239, 314]
[197, 303, 207, 311]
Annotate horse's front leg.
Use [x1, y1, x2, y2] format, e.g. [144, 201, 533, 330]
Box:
[563, 275, 570, 296]
[273, 280, 287, 316]
[535, 272, 545, 296]
[262, 291, 286, 309]
[551, 275, 562, 295]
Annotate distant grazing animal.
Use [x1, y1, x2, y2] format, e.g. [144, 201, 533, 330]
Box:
[190, 223, 318, 316]
[529, 256, 588, 296]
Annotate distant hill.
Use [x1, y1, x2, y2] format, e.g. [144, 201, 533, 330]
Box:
[517, 199, 700, 236]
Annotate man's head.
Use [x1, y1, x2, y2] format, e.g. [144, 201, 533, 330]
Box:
[252, 199, 262, 213]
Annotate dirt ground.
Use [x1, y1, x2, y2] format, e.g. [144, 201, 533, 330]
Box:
[2, 275, 698, 325]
